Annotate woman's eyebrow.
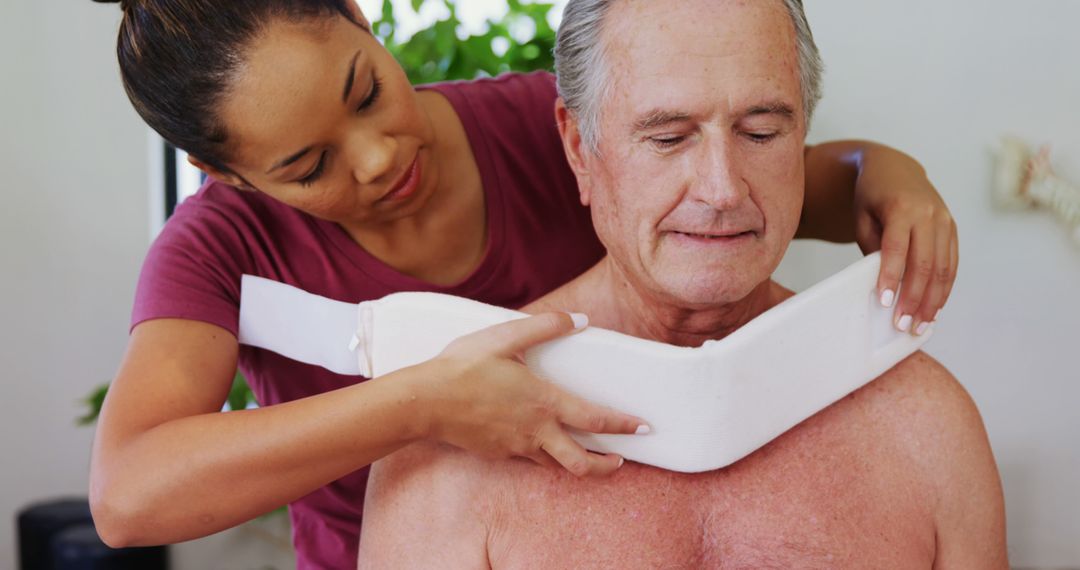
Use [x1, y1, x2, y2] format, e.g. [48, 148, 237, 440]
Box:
[267, 146, 314, 174]
[342, 49, 362, 103]
[268, 48, 364, 175]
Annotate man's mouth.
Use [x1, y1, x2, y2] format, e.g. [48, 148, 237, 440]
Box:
[671, 230, 756, 240]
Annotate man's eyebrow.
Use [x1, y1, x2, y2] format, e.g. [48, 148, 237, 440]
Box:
[742, 102, 796, 120]
[342, 49, 362, 103]
[632, 110, 693, 132]
[267, 146, 314, 174]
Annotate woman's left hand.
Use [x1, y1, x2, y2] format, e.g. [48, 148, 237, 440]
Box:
[851, 145, 958, 336]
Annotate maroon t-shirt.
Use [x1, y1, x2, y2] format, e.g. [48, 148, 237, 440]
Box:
[131, 71, 604, 569]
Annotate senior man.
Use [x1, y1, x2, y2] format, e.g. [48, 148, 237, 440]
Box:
[357, 0, 1007, 567]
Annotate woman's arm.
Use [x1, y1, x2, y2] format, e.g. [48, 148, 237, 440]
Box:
[802, 140, 958, 335]
[90, 314, 643, 547]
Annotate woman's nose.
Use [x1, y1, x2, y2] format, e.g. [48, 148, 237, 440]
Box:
[347, 130, 398, 186]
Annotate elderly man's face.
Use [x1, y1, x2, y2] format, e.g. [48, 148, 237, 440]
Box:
[570, 0, 807, 307]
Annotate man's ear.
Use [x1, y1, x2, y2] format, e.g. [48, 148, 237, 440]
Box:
[555, 98, 594, 207]
[187, 156, 254, 192]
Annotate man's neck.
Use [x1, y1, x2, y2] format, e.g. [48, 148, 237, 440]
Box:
[528, 257, 791, 348]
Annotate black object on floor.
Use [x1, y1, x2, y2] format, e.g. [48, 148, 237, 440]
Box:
[18, 498, 94, 570]
[17, 497, 168, 570]
[50, 524, 168, 570]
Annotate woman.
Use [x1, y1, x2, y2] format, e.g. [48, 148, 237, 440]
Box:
[88, 0, 958, 567]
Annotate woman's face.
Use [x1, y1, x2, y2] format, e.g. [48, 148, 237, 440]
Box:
[208, 12, 439, 226]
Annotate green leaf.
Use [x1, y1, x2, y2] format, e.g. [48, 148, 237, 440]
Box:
[376, 0, 397, 44]
[77, 383, 110, 426]
[384, 0, 558, 84]
[227, 371, 256, 412]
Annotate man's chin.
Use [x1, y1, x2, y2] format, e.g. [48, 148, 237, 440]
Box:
[650, 274, 759, 308]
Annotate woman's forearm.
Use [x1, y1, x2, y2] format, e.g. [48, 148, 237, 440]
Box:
[90, 365, 429, 547]
[798, 140, 864, 242]
[93, 313, 644, 548]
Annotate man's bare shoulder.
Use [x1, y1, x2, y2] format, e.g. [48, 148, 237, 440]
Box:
[841, 351, 997, 501]
[359, 443, 500, 568]
[855, 351, 984, 445]
[366, 441, 499, 514]
[854, 351, 1007, 566]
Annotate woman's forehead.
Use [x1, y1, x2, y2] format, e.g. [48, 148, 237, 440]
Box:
[221, 16, 370, 168]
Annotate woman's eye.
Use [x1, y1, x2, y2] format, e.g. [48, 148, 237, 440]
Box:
[357, 77, 382, 113]
[650, 135, 686, 149]
[298, 152, 328, 187]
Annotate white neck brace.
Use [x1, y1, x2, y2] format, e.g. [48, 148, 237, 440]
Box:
[238, 253, 930, 472]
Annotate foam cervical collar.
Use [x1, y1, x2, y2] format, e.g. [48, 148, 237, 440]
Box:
[238, 253, 930, 473]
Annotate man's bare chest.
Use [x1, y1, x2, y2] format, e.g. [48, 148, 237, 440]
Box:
[487, 395, 937, 568]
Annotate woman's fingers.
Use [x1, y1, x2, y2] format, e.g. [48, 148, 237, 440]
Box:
[893, 218, 934, 333]
[461, 312, 587, 359]
[872, 205, 959, 336]
[432, 311, 649, 474]
[911, 214, 956, 333]
[943, 224, 960, 308]
[875, 217, 911, 312]
[555, 387, 648, 436]
[523, 451, 559, 469]
[538, 425, 624, 477]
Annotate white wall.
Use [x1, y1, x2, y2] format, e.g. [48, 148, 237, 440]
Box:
[2, 0, 1076, 568]
[0, 1, 292, 568]
[777, 1, 1080, 567]
[0, 1, 140, 567]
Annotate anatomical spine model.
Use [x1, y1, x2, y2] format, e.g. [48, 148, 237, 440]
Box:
[994, 137, 1080, 245]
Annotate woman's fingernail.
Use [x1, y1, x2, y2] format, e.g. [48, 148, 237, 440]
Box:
[634, 424, 651, 435]
[915, 321, 930, 336]
[896, 314, 913, 332]
[569, 313, 589, 329]
[880, 289, 895, 308]
[934, 310, 942, 322]
[617, 457, 625, 468]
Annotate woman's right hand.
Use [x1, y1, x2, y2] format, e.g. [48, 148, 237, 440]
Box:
[417, 312, 648, 477]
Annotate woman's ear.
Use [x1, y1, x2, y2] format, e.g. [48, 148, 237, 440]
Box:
[555, 98, 593, 207]
[187, 156, 255, 192]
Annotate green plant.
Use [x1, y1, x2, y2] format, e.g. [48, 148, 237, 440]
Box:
[378, 0, 556, 84]
[81, 0, 557, 426]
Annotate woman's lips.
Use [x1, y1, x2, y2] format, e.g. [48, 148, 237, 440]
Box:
[378, 155, 421, 203]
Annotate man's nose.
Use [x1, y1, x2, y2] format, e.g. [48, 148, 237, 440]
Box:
[346, 129, 397, 186]
[688, 140, 749, 210]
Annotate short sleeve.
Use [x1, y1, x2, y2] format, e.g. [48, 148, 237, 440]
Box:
[130, 198, 253, 336]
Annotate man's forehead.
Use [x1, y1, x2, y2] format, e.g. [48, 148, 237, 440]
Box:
[604, 0, 791, 36]
[595, 0, 801, 126]
[601, 0, 798, 86]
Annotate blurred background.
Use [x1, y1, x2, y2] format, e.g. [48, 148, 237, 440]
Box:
[1, 0, 1077, 568]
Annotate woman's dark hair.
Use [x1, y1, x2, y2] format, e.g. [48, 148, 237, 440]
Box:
[92, 0, 365, 173]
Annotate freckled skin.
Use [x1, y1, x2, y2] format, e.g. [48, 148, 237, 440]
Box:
[364, 353, 975, 568]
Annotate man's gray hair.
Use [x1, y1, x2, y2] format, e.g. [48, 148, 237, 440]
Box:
[554, 0, 824, 152]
